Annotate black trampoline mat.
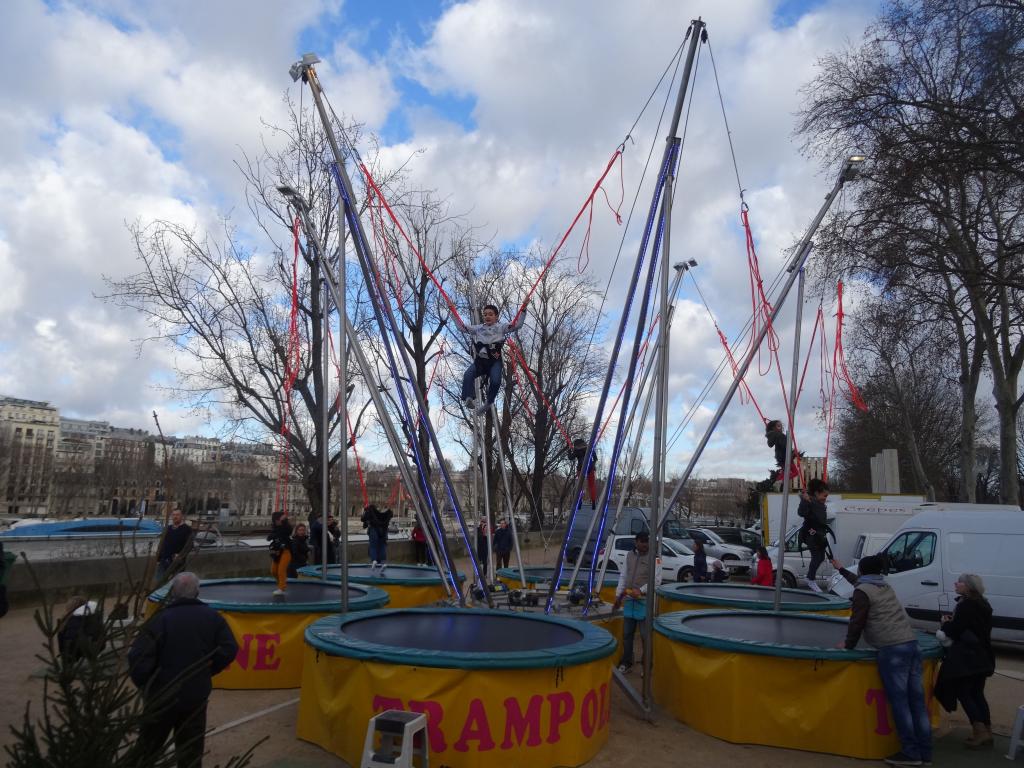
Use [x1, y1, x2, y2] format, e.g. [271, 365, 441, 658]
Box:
[322, 565, 445, 580]
[344, 612, 584, 652]
[200, 581, 362, 604]
[680, 613, 847, 649]
[675, 585, 827, 603]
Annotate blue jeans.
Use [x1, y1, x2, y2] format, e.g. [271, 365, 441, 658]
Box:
[462, 358, 502, 405]
[619, 598, 646, 666]
[877, 641, 931, 761]
[368, 527, 387, 563]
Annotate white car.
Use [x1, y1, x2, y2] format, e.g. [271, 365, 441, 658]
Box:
[686, 527, 753, 570]
[598, 535, 723, 583]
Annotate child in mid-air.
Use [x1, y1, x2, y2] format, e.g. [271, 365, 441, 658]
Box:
[456, 304, 525, 415]
[765, 419, 800, 490]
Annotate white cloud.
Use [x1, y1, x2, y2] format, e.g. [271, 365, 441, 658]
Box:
[0, 0, 882, 481]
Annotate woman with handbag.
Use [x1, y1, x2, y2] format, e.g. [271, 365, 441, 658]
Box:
[934, 573, 996, 749]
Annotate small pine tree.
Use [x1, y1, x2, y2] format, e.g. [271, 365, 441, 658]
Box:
[5, 559, 260, 768]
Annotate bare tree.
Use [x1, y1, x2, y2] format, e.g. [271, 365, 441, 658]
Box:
[799, 0, 1024, 502]
[102, 102, 401, 519]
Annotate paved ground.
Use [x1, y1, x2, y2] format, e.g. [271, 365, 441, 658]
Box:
[2, 541, 1022, 767]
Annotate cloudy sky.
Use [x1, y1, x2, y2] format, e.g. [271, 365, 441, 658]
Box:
[0, 0, 881, 481]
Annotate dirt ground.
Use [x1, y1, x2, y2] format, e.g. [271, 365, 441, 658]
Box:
[2, 543, 1022, 767]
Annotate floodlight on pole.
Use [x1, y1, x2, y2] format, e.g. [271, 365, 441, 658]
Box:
[840, 154, 867, 182]
[276, 185, 310, 214]
[289, 53, 321, 83]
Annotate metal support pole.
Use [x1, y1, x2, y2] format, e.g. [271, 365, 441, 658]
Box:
[291, 59, 489, 601]
[773, 265, 806, 609]
[476, 409, 495, 588]
[642, 146, 675, 713]
[492, 411, 526, 585]
[320, 254, 333, 602]
[282, 192, 460, 601]
[337, 198, 349, 611]
[658, 155, 863, 524]
[546, 17, 704, 614]
[569, 263, 685, 592]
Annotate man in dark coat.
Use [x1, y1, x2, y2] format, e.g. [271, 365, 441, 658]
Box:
[129, 572, 238, 767]
[492, 519, 513, 569]
[156, 508, 193, 584]
[361, 505, 393, 570]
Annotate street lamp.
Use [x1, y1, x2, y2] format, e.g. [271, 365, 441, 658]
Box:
[276, 185, 310, 214]
[840, 155, 867, 182]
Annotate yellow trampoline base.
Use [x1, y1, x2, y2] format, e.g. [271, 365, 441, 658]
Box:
[296, 573, 449, 608]
[372, 582, 448, 608]
[213, 610, 331, 689]
[297, 646, 614, 768]
[652, 634, 939, 759]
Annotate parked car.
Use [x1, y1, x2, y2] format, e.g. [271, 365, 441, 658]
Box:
[708, 526, 762, 550]
[597, 534, 723, 583]
[685, 528, 753, 571]
[566, 506, 691, 564]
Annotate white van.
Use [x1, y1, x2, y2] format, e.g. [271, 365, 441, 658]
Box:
[852, 508, 1024, 646]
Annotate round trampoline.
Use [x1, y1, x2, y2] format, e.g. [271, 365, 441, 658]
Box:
[656, 582, 850, 616]
[496, 566, 619, 604]
[652, 610, 942, 759]
[297, 563, 464, 608]
[147, 577, 388, 689]
[297, 608, 617, 768]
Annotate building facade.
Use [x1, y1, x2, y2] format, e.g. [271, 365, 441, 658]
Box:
[1, 397, 60, 516]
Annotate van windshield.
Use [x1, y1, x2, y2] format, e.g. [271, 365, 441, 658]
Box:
[663, 519, 687, 539]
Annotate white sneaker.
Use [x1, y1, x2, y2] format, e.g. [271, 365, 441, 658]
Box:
[617, 663, 631, 674]
[379, 563, 387, 574]
[807, 581, 822, 593]
[370, 560, 379, 574]
[272, 588, 285, 596]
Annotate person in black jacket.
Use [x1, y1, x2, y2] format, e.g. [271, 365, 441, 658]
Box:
[692, 540, 708, 583]
[267, 511, 293, 596]
[492, 519, 513, 569]
[476, 520, 490, 572]
[935, 573, 996, 749]
[287, 523, 310, 578]
[765, 419, 800, 490]
[56, 595, 104, 662]
[156, 508, 193, 584]
[361, 505, 393, 572]
[0, 541, 13, 619]
[797, 478, 830, 593]
[129, 572, 238, 768]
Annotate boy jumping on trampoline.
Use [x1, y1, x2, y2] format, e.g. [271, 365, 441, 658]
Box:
[456, 304, 525, 415]
[267, 510, 293, 596]
[797, 478, 831, 593]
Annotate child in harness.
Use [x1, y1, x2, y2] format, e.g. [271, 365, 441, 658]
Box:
[456, 304, 525, 415]
[797, 478, 832, 593]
